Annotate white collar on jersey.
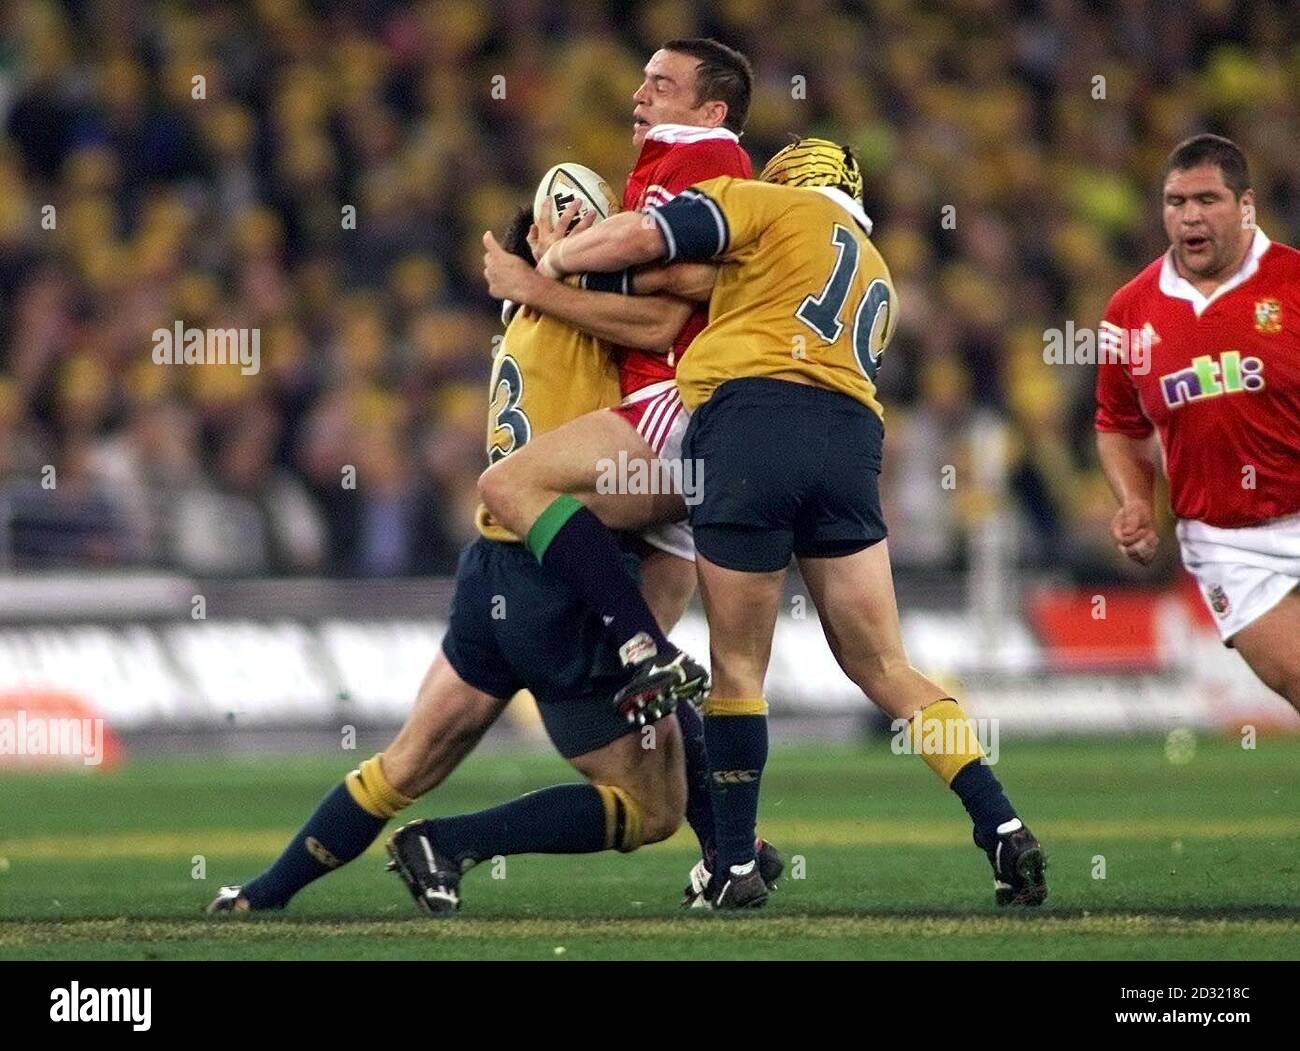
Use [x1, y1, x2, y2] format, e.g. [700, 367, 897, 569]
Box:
[1159, 227, 1271, 317]
[644, 123, 740, 145]
[810, 185, 873, 236]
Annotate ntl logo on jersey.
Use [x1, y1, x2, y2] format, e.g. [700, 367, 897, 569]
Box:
[1161, 351, 1264, 409]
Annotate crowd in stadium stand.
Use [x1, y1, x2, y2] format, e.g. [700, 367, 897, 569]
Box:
[1, 0, 1297, 580]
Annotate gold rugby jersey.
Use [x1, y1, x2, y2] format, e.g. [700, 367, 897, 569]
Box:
[475, 311, 621, 542]
[647, 176, 897, 418]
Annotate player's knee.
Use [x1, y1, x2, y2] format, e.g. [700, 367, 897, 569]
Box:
[644, 767, 687, 844]
[640, 812, 682, 845]
[638, 715, 687, 843]
[638, 792, 684, 844]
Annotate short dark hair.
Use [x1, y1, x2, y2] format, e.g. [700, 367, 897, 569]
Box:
[662, 37, 753, 134]
[501, 206, 535, 266]
[1164, 134, 1251, 198]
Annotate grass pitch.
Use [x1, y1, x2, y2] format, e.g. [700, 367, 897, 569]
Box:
[2, 736, 1298, 960]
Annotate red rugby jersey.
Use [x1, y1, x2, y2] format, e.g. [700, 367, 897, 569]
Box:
[1094, 230, 1300, 528]
[617, 124, 752, 397]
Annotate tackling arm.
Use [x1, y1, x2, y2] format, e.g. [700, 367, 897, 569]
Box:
[539, 211, 668, 278]
[518, 277, 693, 351]
[481, 227, 690, 350]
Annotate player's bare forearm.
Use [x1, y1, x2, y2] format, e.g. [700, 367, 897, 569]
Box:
[541, 211, 665, 277]
[523, 277, 692, 350]
[1097, 429, 1161, 564]
[1096, 430, 1156, 507]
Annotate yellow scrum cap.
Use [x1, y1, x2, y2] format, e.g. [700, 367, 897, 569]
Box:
[759, 137, 863, 202]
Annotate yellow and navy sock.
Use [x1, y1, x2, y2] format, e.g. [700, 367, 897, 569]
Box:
[676, 701, 717, 865]
[242, 754, 411, 909]
[526, 495, 672, 660]
[911, 698, 1017, 847]
[703, 696, 769, 875]
[424, 782, 643, 865]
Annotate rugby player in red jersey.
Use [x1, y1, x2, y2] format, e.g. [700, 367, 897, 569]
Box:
[480, 41, 751, 701]
[504, 103, 741, 598]
[1096, 134, 1300, 709]
[480, 38, 783, 902]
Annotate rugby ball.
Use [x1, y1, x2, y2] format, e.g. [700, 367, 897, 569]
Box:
[533, 163, 619, 227]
